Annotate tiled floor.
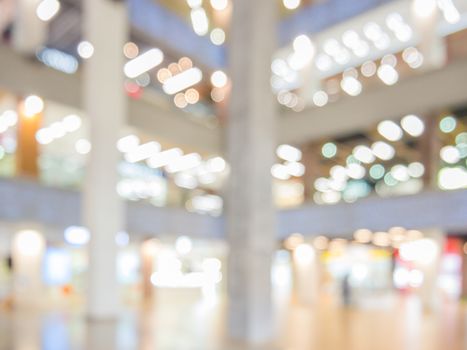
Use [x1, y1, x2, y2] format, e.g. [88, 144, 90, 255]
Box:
[0, 290, 466, 350]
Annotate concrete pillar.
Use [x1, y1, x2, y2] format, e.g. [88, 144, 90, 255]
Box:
[226, 0, 278, 343]
[13, 0, 48, 54]
[82, 0, 127, 320]
[11, 229, 45, 308]
[301, 143, 320, 201]
[411, 1, 446, 69]
[292, 244, 318, 305]
[420, 115, 441, 189]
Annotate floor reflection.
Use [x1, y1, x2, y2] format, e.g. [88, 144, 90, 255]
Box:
[0, 291, 466, 350]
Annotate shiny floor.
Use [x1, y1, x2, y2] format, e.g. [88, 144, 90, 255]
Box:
[0, 290, 466, 350]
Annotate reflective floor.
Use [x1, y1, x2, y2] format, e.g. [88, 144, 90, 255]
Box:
[0, 290, 466, 350]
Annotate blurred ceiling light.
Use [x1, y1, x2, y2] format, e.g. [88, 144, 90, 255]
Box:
[77, 41, 94, 59]
[412, 0, 438, 18]
[353, 145, 375, 164]
[293, 35, 315, 56]
[440, 145, 460, 164]
[210, 0, 228, 10]
[294, 244, 315, 265]
[404, 49, 424, 69]
[315, 54, 333, 71]
[62, 114, 82, 133]
[75, 139, 91, 155]
[35, 129, 54, 145]
[322, 142, 337, 159]
[372, 232, 390, 247]
[285, 162, 305, 177]
[36, 0, 60, 22]
[361, 60, 377, 77]
[187, 0, 202, 8]
[147, 148, 183, 169]
[372, 141, 395, 161]
[210, 28, 226, 45]
[206, 157, 226, 173]
[1, 110, 18, 128]
[313, 90, 329, 107]
[175, 173, 198, 189]
[391, 164, 410, 182]
[438, 0, 460, 23]
[117, 135, 140, 153]
[283, 0, 301, 10]
[346, 163, 366, 179]
[115, 231, 130, 247]
[64, 226, 90, 246]
[323, 39, 341, 56]
[354, 229, 373, 243]
[23, 95, 44, 117]
[136, 73, 151, 87]
[401, 114, 425, 137]
[163, 68, 203, 95]
[408, 162, 425, 178]
[124, 141, 161, 163]
[377, 64, 399, 85]
[14, 230, 44, 256]
[166, 153, 202, 173]
[321, 191, 341, 204]
[394, 24, 413, 42]
[185, 88, 200, 104]
[369, 164, 385, 180]
[381, 54, 397, 67]
[179, 57, 193, 70]
[288, 35, 315, 70]
[37, 47, 78, 74]
[343, 68, 359, 79]
[340, 76, 362, 96]
[284, 233, 304, 250]
[374, 33, 391, 50]
[211, 88, 225, 102]
[438, 167, 467, 190]
[123, 42, 139, 59]
[312, 236, 329, 250]
[276, 144, 302, 162]
[175, 236, 193, 255]
[191, 8, 209, 36]
[386, 12, 405, 32]
[439, 116, 457, 133]
[211, 70, 228, 88]
[334, 48, 351, 65]
[124, 48, 164, 79]
[363, 22, 383, 41]
[49, 122, 66, 138]
[271, 164, 291, 180]
[342, 30, 360, 48]
[352, 40, 370, 58]
[377, 120, 403, 141]
[314, 177, 329, 192]
[174, 93, 188, 108]
[330, 165, 348, 182]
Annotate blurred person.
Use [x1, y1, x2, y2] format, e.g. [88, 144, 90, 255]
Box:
[0, 255, 14, 310]
[341, 273, 352, 307]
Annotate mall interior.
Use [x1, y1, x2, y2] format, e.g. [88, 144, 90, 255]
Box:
[0, 0, 466, 349]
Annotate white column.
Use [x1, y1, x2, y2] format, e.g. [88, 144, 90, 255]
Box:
[227, 0, 278, 343]
[13, 0, 48, 54]
[82, 0, 127, 320]
[293, 244, 318, 305]
[411, 1, 446, 69]
[11, 229, 45, 308]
